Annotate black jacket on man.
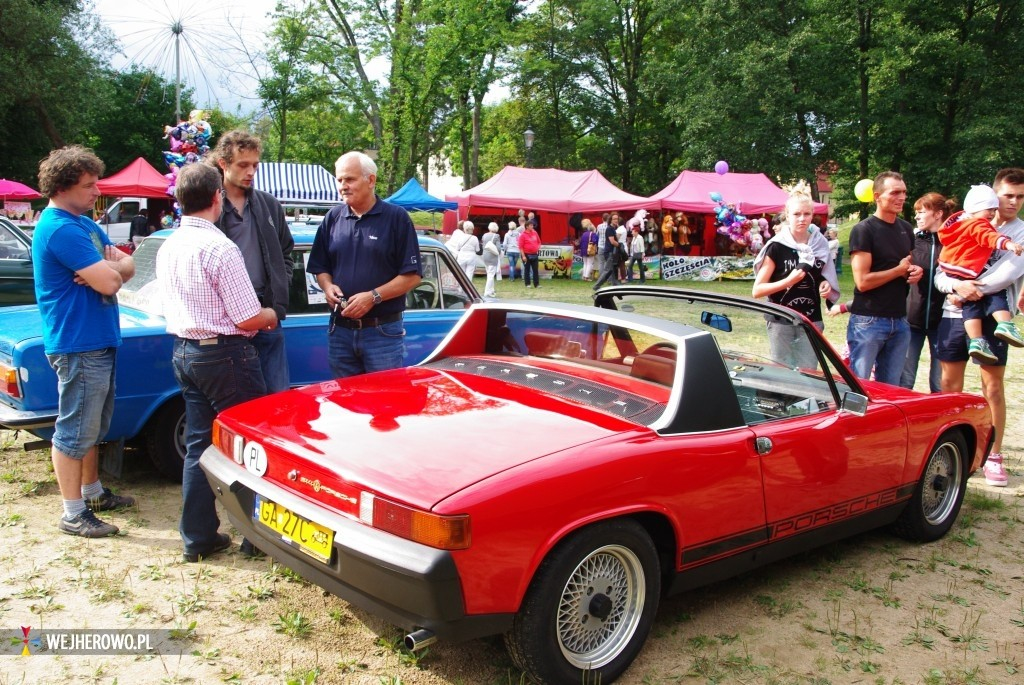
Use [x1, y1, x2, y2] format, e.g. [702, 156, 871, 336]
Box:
[906, 230, 943, 330]
[217, 188, 293, 321]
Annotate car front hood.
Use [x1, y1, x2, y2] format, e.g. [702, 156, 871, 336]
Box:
[217, 365, 640, 509]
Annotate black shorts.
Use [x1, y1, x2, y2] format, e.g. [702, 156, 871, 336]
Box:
[935, 316, 1008, 366]
[961, 290, 1009, 322]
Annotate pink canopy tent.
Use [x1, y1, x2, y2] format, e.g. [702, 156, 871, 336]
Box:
[446, 166, 660, 242]
[0, 179, 42, 201]
[649, 171, 828, 215]
[96, 157, 170, 198]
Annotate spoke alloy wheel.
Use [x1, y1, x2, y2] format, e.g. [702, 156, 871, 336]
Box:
[922, 441, 962, 526]
[556, 544, 645, 669]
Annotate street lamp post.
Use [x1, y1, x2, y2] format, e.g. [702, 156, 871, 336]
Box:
[524, 129, 535, 167]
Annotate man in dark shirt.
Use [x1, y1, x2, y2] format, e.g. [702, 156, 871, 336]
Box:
[213, 131, 293, 394]
[128, 208, 149, 246]
[306, 151, 422, 378]
[592, 214, 623, 290]
[846, 171, 924, 384]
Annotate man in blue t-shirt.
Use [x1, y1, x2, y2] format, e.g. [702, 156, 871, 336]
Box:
[306, 151, 422, 377]
[33, 145, 137, 538]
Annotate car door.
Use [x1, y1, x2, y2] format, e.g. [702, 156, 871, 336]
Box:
[593, 287, 908, 552]
[734, 327, 908, 542]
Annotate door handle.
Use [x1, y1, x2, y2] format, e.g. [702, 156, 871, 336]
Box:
[755, 436, 772, 455]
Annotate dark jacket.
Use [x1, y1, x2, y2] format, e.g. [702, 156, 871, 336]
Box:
[907, 230, 943, 330]
[218, 188, 294, 321]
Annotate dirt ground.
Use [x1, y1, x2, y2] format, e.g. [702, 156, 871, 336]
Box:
[1, 366, 1022, 685]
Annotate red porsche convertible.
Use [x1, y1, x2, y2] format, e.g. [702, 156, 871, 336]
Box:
[200, 287, 993, 684]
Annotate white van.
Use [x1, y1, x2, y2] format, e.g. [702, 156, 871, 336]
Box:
[99, 197, 173, 243]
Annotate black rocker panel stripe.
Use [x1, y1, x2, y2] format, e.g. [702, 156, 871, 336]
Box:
[680, 483, 916, 567]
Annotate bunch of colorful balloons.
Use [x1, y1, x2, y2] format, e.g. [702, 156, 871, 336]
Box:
[710, 191, 748, 242]
[161, 109, 214, 221]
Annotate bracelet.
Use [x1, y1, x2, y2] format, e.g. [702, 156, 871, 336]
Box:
[839, 303, 849, 314]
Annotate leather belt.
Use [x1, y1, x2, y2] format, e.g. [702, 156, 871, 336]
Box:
[332, 312, 402, 330]
[178, 335, 250, 346]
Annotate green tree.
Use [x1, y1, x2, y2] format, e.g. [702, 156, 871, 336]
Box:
[251, 6, 325, 161]
[83, 68, 195, 174]
[0, 0, 115, 181]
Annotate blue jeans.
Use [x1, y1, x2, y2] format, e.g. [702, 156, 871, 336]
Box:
[592, 253, 621, 289]
[522, 254, 540, 286]
[626, 254, 646, 282]
[328, 318, 406, 378]
[847, 314, 911, 386]
[173, 337, 267, 554]
[47, 348, 117, 459]
[252, 325, 289, 393]
[507, 253, 521, 281]
[900, 326, 941, 393]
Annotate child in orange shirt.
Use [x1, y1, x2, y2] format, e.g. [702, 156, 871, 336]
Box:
[938, 184, 1024, 362]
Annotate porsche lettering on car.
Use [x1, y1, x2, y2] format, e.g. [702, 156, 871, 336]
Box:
[200, 287, 993, 684]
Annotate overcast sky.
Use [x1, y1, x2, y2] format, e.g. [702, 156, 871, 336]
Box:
[92, 0, 281, 115]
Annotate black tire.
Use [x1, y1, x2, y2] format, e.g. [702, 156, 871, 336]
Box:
[505, 519, 660, 684]
[145, 398, 186, 481]
[893, 431, 968, 542]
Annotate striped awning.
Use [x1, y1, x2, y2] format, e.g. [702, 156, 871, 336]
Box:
[253, 163, 341, 205]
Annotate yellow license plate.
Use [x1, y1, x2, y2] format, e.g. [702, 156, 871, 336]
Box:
[254, 496, 334, 564]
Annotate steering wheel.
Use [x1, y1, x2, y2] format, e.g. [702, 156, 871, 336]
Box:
[407, 281, 440, 310]
[642, 342, 677, 359]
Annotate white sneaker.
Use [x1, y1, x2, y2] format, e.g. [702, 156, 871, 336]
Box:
[983, 453, 1008, 486]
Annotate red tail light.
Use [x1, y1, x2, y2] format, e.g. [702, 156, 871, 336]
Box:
[0, 363, 20, 399]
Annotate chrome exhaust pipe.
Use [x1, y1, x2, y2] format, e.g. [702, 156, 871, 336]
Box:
[404, 628, 437, 651]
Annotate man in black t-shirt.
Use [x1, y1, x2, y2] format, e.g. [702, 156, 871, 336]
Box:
[592, 215, 623, 290]
[128, 209, 149, 246]
[846, 172, 924, 384]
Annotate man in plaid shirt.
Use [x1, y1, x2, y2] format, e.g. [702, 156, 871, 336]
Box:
[157, 163, 278, 563]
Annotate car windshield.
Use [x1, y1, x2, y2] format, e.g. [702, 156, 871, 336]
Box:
[117, 236, 163, 314]
[601, 292, 854, 422]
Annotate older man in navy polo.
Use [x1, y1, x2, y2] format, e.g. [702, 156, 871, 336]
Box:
[306, 151, 422, 377]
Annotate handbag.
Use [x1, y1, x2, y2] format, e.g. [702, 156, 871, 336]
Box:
[484, 240, 500, 256]
[586, 239, 597, 256]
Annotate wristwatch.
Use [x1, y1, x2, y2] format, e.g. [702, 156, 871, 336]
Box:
[371, 289, 383, 305]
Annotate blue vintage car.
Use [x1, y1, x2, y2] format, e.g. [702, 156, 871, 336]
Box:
[0, 227, 480, 478]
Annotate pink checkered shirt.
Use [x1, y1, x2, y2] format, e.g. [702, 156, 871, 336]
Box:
[156, 215, 262, 339]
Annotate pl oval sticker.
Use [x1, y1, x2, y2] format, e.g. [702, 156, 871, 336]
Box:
[241, 440, 268, 477]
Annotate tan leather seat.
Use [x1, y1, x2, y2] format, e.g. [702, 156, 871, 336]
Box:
[630, 353, 676, 386]
[524, 331, 567, 357]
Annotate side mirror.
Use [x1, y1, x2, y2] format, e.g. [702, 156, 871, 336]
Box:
[841, 391, 868, 416]
[700, 311, 732, 332]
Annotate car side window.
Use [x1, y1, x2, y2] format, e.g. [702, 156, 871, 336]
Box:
[602, 294, 850, 425]
[0, 223, 29, 260]
[697, 310, 849, 425]
[419, 248, 474, 310]
[288, 249, 331, 315]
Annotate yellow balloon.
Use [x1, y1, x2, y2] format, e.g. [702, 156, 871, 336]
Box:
[854, 178, 874, 203]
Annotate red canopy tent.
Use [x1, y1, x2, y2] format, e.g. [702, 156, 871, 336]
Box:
[446, 166, 660, 242]
[650, 171, 829, 256]
[96, 158, 170, 198]
[649, 171, 829, 215]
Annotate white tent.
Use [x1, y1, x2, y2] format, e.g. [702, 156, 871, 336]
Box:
[253, 163, 341, 206]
